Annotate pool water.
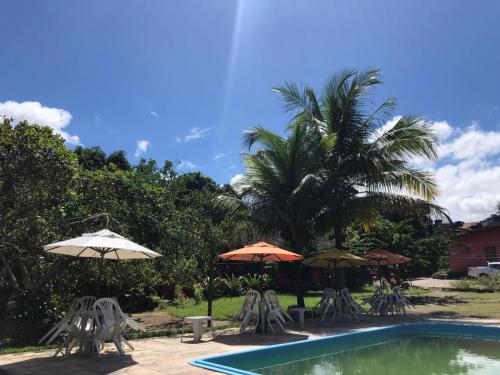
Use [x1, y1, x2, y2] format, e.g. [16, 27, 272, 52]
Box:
[254, 337, 500, 375]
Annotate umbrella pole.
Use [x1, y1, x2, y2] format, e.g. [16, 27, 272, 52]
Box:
[97, 252, 104, 298]
[259, 257, 264, 299]
[378, 263, 382, 287]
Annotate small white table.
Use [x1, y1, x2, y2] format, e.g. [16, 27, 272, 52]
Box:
[288, 307, 311, 329]
[181, 316, 212, 342]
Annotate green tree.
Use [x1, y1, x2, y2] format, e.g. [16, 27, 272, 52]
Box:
[346, 215, 451, 277]
[106, 150, 132, 170]
[220, 124, 324, 306]
[273, 69, 445, 249]
[74, 146, 107, 170]
[0, 118, 79, 343]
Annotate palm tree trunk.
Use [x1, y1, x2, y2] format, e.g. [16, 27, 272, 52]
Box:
[334, 224, 347, 288]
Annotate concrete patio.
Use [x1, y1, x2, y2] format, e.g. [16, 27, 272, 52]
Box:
[1, 318, 499, 375]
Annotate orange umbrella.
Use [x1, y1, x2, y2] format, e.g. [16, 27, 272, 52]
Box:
[218, 242, 303, 293]
[219, 241, 303, 262]
[364, 249, 411, 286]
[363, 249, 411, 266]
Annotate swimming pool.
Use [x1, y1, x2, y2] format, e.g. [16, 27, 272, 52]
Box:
[190, 323, 500, 375]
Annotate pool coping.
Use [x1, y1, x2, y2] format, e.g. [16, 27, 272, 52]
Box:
[189, 323, 500, 374]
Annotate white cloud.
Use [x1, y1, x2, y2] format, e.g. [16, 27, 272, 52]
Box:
[149, 111, 159, 118]
[230, 173, 244, 185]
[178, 160, 197, 171]
[378, 117, 500, 221]
[214, 152, 225, 160]
[177, 127, 212, 142]
[421, 122, 500, 221]
[434, 159, 500, 221]
[439, 122, 500, 161]
[0, 100, 80, 145]
[134, 139, 150, 158]
[431, 121, 454, 141]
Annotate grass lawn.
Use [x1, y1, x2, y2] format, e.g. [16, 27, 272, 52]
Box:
[165, 287, 430, 320]
[408, 290, 500, 320]
[165, 288, 500, 321]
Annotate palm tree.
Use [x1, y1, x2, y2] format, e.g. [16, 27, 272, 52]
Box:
[273, 68, 446, 249]
[220, 123, 326, 306]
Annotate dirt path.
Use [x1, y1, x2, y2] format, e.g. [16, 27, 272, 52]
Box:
[411, 277, 452, 289]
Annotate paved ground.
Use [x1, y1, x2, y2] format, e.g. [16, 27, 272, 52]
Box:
[411, 277, 452, 289]
[1, 317, 499, 375]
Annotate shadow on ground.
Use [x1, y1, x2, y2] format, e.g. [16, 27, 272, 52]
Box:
[0, 353, 137, 375]
[410, 295, 466, 306]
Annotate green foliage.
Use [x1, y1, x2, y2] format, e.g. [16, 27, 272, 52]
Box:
[222, 274, 244, 297]
[107, 150, 132, 170]
[450, 275, 500, 291]
[241, 273, 272, 290]
[74, 145, 106, 170]
[449, 278, 476, 290]
[345, 215, 452, 277]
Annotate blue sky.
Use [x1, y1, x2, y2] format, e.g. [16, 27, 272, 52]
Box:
[1, 1, 500, 220]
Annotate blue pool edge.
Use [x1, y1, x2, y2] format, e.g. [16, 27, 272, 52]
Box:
[189, 323, 500, 375]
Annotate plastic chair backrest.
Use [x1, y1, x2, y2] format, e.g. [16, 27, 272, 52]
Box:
[246, 290, 260, 308]
[64, 298, 80, 320]
[93, 297, 121, 331]
[78, 296, 96, 313]
[263, 290, 279, 304]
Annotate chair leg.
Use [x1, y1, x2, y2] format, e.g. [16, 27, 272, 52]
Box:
[210, 320, 215, 338]
[65, 338, 77, 356]
[267, 318, 275, 333]
[181, 319, 185, 342]
[276, 317, 285, 331]
[94, 339, 102, 359]
[54, 335, 71, 357]
[120, 334, 134, 350]
[113, 337, 125, 355]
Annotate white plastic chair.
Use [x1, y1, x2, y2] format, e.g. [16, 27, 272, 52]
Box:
[93, 298, 127, 358]
[263, 290, 293, 323]
[53, 296, 96, 357]
[39, 298, 80, 345]
[234, 290, 260, 321]
[320, 289, 337, 322]
[263, 297, 286, 333]
[339, 288, 361, 320]
[112, 297, 146, 333]
[239, 290, 260, 333]
[393, 286, 414, 316]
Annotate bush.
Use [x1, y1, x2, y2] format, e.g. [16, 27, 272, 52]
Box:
[477, 274, 500, 290]
[193, 284, 204, 304]
[449, 275, 500, 290]
[222, 274, 243, 296]
[173, 285, 190, 307]
[241, 273, 271, 290]
[431, 269, 449, 279]
[449, 278, 475, 290]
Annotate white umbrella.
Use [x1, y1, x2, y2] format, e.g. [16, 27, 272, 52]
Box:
[43, 229, 161, 260]
[43, 229, 161, 295]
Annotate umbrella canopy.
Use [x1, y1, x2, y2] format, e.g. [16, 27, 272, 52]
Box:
[303, 248, 368, 269]
[218, 242, 303, 296]
[218, 241, 303, 262]
[44, 229, 161, 296]
[363, 249, 411, 266]
[43, 229, 161, 260]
